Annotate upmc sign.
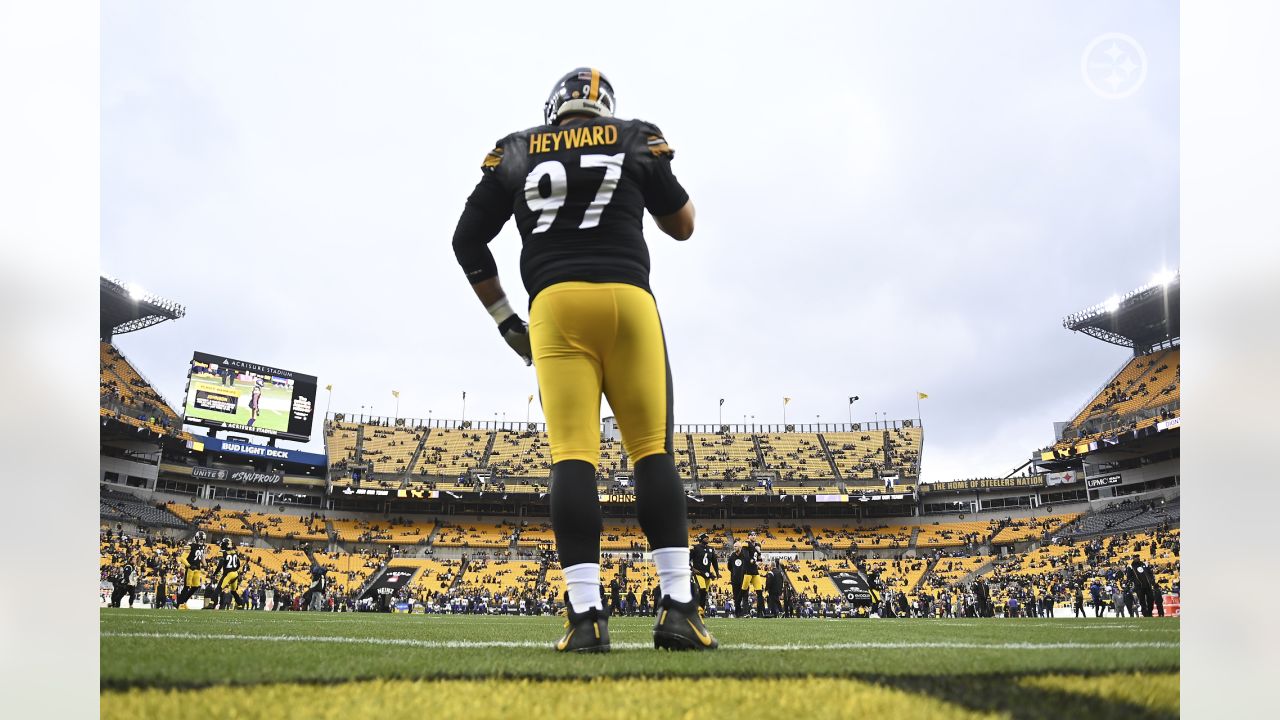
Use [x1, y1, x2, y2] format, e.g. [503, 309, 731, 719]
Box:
[1085, 473, 1123, 489]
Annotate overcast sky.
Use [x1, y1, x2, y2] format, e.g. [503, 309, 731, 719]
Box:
[101, 0, 1178, 482]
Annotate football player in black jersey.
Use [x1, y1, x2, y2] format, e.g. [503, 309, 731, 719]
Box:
[453, 67, 711, 653]
[211, 538, 244, 610]
[176, 530, 208, 609]
[690, 533, 721, 613]
[110, 554, 139, 608]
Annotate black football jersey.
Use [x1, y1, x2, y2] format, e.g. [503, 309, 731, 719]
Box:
[452, 116, 689, 300]
[186, 543, 205, 569]
[691, 544, 718, 577]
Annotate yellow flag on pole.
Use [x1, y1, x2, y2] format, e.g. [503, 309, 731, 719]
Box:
[325, 384, 333, 392]
[917, 392, 929, 400]
[392, 390, 400, 398]
[783, 397, 791, 405]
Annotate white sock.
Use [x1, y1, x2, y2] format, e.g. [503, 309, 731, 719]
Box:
[562, 562, 602, 611]
[651, 547, 693, 603]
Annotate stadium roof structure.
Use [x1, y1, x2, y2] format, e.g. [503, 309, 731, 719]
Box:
[1062, 272, 1179, 354]
[100, 275, 185, 340]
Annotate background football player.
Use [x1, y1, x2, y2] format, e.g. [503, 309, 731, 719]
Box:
[690, 533, 720, 613]
[210, 538, 244, 610]
[452, 67, 711, 652]
[175, 530, 207, 609]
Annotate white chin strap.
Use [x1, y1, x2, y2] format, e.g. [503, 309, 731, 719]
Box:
[556, 98, 613, 120]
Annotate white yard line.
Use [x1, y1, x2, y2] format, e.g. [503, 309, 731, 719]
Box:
[100, 631, 1178, 651]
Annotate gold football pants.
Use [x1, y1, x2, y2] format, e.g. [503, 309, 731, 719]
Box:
[530, 282, 673, 467]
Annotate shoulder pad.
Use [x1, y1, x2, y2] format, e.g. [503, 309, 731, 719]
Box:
[480, 139, 505, 173]
[632, 119, 675, 159]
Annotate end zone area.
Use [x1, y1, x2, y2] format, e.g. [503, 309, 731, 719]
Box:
[101, 610, 1179, 719]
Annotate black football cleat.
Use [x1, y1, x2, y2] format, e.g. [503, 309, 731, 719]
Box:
[554, 592, 610, 653]
[654, 594, 719, 651]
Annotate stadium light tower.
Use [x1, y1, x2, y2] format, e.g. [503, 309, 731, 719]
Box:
[1104, 295, 1121, 313]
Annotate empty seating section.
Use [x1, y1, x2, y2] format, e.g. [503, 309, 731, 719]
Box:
[362, 425, 423, 474]
[599, 558, 659, 597]
[915, 521, 996, 549]
[1060, 347, 1181, 447]
[432, 519, 516, 548]
[456, 560, 542, 598]
[240, 511, 329, 541]
[329, 517, 435, 545]
[773, 483, 843, 495]
[515, 521, 556, 547]
[99, 342, 179, 425]
[238, 547, 379, 595]
[325, 421, 359, 470]
[786, 560, 842, 599]
[757, 433, 834, 480]
[599, 438, 624, 476]
[689, 434, 757, 482]
[989, 513, 1082, 545]
[487, 430, 552, 477]
[163, 502, 254, 536]
[728, 520, 811, 551]
[398, 558, 463, 596]
[673, 436, 695, 480]
[601, 521, 648, 551]
[862, 556, 930, 595]
[886, 426, 923, 474]
[415, 429, 490, 476]
[100, 490, 186, 529]
[690, 521, 732, 550]
[822, 432, 885, 482]
[809, 522, 911, 550]
[919, 555, 993, 594]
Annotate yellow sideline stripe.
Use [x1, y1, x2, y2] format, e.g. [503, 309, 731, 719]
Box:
[102, 677, 998, 720]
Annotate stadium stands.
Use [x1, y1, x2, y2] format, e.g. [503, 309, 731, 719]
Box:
[99, 342, 180, 426]
[487, 429, 553, 477]
[727, 519, 811, 551]
[361, 425, 423, 475]
[989, 513, 1082, 545]
[822, 431, 887, 481]
[689, 433, 759, 482]
[413, 428, 491, 477]
[1057, 346, 1181, 449]
[809, 521, 912, 551]
[757, 433, 835, 481]
[914, 520, 994, 549]
[240, 511, 330, 542]
[432, 519, 516, 548]
[330, 517, 436, 545]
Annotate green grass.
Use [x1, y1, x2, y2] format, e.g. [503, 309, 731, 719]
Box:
[100, 610, 1179, 718]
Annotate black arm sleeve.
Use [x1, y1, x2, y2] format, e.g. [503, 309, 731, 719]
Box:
[634, 121, 689, 216]
[642, 155, 689, 217]
[451, 171, 513, 284]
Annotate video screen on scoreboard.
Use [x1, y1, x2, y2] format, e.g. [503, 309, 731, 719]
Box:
[182, 351, 317, 442]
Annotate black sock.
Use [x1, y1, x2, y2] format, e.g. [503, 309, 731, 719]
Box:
[633, 453, 687, 550]
[550, 460, 602, 568]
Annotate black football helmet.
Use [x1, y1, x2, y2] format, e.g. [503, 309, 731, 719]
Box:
[219, 538, 233, 552]
[697, 533, 709, 544]
[194, 530, 206, 543]
[544, 67, 615, 125]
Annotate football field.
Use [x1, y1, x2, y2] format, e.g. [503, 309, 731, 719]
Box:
[100, 609, 1179, 718]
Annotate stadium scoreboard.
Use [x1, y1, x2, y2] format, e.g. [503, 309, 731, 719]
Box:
[181, 351, 318, 442]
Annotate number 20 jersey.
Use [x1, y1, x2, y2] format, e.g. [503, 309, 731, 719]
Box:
[452, 117, 689, 301]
